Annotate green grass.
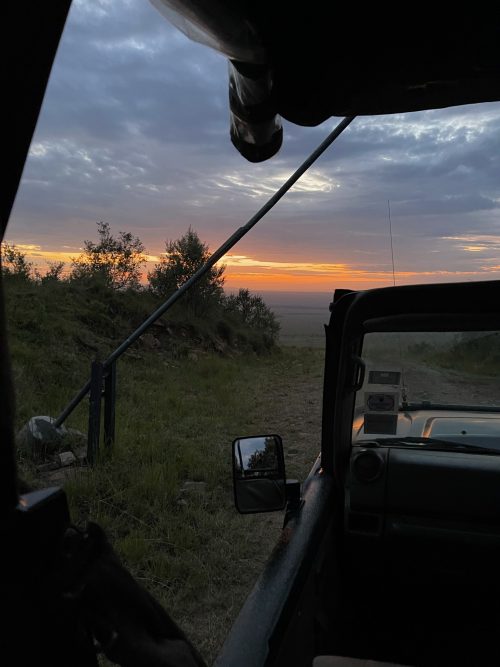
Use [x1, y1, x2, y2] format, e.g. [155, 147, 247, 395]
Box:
[36, 351, 323, 663]
[5, 277, 324, 664]
[407, 332, 500, 377]
[432, 333, 500, 376]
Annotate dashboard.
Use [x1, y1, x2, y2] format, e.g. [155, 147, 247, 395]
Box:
[346, 443, 500, 545]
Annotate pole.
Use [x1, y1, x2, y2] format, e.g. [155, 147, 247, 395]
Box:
[55, 116, 356, 427]
[87, 361, 103, 465]
[103, 362, 117, 449]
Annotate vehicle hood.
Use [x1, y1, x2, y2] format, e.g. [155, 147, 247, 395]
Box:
[355, 409, 500, 443]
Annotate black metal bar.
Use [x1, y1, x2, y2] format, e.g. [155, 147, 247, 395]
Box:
[104, 116, 355, 369]
[87, 361, 103, 466]
[0, 273, 19, 515]
[55, 379, 91, 427]
[103, 362, 116, 449]
[55, 116, 356, 426]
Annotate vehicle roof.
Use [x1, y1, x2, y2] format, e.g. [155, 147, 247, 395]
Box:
[150, 1, 500, 160]
[246, 6, 500, 122]
[154, 2, 500, 121]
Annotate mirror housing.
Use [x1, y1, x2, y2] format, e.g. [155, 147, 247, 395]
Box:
[232, 435, 287, 514]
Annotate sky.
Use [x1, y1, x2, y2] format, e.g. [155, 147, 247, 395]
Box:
[6, 0, 500, 293]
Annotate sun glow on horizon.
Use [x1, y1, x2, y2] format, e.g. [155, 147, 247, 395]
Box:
[4, 242, 499, 292]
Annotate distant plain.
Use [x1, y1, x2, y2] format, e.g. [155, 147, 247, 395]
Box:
[260, 291, 332, 347]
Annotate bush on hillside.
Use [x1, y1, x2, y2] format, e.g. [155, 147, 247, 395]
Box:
[410, 332, 500, 376]
[2, 230, 280, 355]
[224, 289, 280, 347]
[35, 261, 66, 284]
[1, 243, 34, 281]
[148, 228, 225, 316]
[70, 221, 146, 290]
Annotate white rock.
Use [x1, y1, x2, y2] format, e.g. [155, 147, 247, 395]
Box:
[59, 451, 76, 467]
[16, 416, 64, 460]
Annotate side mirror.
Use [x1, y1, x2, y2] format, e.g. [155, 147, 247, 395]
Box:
[232, 435, 287, 514]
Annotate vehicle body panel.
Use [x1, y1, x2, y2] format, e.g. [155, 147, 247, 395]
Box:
[216, 457, 336, 667]
[221, 279, 500, 666]
[354, 409, 500, 445]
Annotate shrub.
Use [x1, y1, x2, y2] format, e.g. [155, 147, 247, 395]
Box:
[148, 227, 225, 316]
[35, 261, 66, 284]
[224, 289, 280, 346]
[70, 221, 146, 290]
[1, 243, 33, 281]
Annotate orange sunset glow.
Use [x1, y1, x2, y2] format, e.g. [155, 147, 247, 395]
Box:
[7, 242, 500, 294]
[4, 1, 499, 299]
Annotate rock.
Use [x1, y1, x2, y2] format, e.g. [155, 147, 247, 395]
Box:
[17, 417, 88, 462]
[141, 333, 160, 349]
[16, 416, 65, 461]
[58, 451, 76, 467]
[37, 461, 60, 473]
[125, 350, 143, 360]
[72, 446, 88, 464]
[64, 427, 87, 448]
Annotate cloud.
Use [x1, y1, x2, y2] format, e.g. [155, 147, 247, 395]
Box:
[6, 0, 500, 292]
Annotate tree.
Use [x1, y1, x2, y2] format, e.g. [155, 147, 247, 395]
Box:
[148, 227, 225, 314]
[224, 288, 280, 343]
[247, 437, 278, 471]
[70, 221, 146, 290]
[34, 261, 66, 284]
[0, 243, 33, 281]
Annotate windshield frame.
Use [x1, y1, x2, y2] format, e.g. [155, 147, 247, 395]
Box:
[351, 328, 500, 452]
[325, 280, 500, 480]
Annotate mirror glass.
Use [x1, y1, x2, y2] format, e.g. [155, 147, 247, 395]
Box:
[233, 435, 286, 513]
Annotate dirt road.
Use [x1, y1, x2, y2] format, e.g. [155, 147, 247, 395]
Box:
[256, 348, 325, 478]
[401, 362, 498, 407]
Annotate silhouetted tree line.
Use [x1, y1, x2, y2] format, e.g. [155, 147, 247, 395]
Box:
[1, 222, 280, 343]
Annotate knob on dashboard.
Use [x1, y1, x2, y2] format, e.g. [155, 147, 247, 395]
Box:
[352, 449, 384, 482]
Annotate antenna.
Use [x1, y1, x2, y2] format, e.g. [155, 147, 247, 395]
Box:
[387, 200, 408, 408]
[388, 199, 396, 287]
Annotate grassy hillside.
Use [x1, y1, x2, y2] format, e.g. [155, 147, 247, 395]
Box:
[4, 277, 324, 664]
[4, 277, 281, 425]
[428, 332, 500, 376]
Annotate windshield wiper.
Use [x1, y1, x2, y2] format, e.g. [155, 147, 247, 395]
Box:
[370, 437, 500, 455]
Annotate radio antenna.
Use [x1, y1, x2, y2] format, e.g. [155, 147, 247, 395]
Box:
[388, 200, 396, 287]
[387, 200, 408, 408]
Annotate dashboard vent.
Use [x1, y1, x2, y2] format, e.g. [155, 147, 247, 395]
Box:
[352, 449, 384, 482]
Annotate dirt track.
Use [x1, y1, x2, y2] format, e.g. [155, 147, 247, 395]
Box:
[401, 362, 498, 407]
[254, 355, 498, 479]
[258, 349, 325, 478]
